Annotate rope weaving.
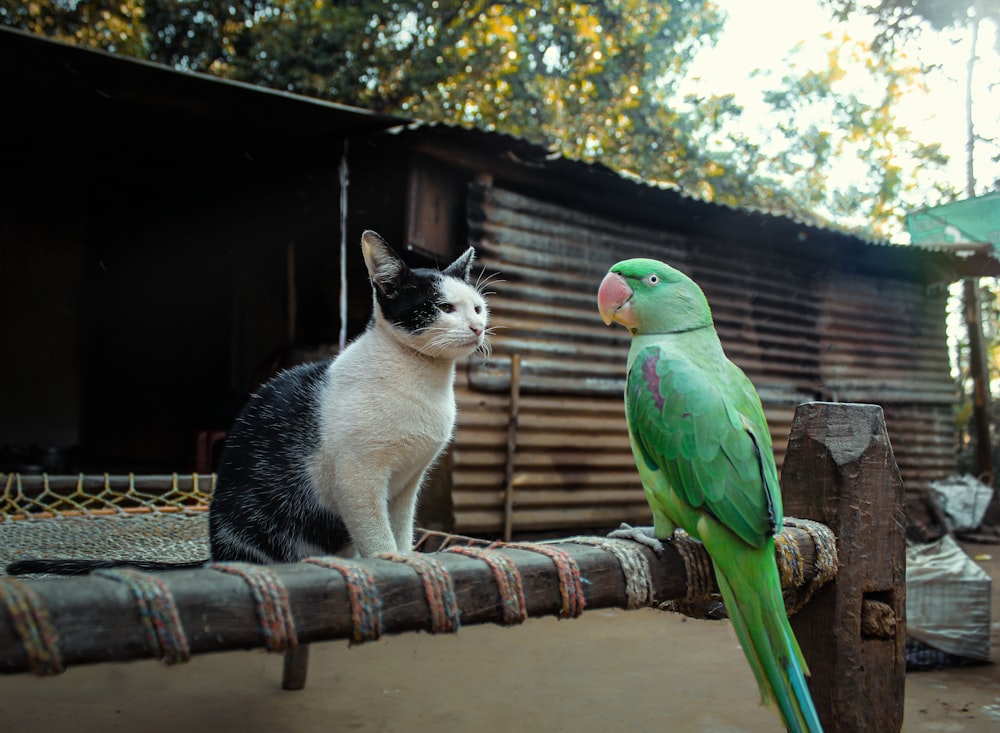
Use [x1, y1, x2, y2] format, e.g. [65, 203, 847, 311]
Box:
[94, 568, 190, 664]
[0, 576, 63, 675]
[1, 472, 212, 522]
[505, 542, 586, 618]
[562, 537, 653, 609]
[208, 563, 297, 652]
[302, 556, 383, 643]
[376, 553, 460, 633]
[443, 546, 527, 624]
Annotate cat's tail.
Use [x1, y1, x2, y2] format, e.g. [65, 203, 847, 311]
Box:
[6, 558, 208, 575]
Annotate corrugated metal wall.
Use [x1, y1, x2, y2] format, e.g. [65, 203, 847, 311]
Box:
[452, 184, 956, 535]
[819, 274, 956, 493]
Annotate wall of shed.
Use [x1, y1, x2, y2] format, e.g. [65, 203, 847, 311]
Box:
[818, 274, 955, 492]
[452, 183, 956, 535]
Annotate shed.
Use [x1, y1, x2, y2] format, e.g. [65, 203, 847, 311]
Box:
[2, 27, 996, 537]
[355, 124, 1000, 534]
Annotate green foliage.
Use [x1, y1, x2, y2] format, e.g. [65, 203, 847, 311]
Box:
[140, 1, 268, 72]
[1, 0, 149, 55]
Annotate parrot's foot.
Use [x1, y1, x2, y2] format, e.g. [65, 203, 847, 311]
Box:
[608, 523, 664, 556]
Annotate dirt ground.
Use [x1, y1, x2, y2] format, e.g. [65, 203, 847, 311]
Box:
[1, 545, 998, 732]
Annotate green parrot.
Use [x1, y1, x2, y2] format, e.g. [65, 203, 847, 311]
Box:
[597, 258, 823, 733]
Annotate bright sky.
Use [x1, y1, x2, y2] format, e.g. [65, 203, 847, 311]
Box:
[682, 0, 1000, 238]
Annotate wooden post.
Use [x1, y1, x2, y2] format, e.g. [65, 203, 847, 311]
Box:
[963, 277, 994, 486]
[502, 354, 521, 542]
[780, 402, 906, 733]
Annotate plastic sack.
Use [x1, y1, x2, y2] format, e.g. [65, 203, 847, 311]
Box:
[929, 475, 995, 532]
[906, 534, 992, 662]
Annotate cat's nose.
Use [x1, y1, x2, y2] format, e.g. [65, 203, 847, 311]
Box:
[470, 324, 483, 337]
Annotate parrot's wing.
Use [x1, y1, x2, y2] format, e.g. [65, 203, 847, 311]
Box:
[625, 343, 781, 549]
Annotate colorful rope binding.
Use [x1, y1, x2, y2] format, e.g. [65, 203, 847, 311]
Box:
[443, 546, 527, 625]
[94, 568, 190, 665]
[0, 576, 63, 675]
[562, 537, 653, 609]
[303, 556, 383, 644]
[506, 542, 586, 618]
[377, 553, 460, 633]
[209, 562, 297, 652]
[670, 531, 716, 603]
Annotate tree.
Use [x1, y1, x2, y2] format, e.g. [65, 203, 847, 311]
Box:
[222, 1, 737, 197]
[822, 2, 1000, 508]
[822, 0, 1000, 195]
[1, 1, 966, 237]
[755, 31, 953, 240]
[141, 1, 269, 73]
[1, 0, 149, 56]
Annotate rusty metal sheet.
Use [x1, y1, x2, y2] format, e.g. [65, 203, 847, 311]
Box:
[454, 184, 957, 535]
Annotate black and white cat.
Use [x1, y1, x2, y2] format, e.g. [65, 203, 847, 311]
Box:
[6, 231, 490, 574]
[210, 230, 489, 562]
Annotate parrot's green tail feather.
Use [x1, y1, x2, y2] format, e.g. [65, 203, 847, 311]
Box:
[715, 545, 824, 733]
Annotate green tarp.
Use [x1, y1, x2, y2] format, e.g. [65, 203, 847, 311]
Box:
[908, 191, 1000, 252]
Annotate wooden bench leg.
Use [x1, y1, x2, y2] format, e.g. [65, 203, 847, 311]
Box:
[281, 644, 311, 690]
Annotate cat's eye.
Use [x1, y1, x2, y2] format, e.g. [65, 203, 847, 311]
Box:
[474, 306, 482, 314]
[439, 302, 456, 313]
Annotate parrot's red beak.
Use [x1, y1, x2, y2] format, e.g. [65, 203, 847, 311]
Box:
[598, 271, 636, 328]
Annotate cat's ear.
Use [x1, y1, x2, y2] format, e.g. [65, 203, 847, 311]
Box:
[443, 247, 476, 283]
[362, 230, 408, 297]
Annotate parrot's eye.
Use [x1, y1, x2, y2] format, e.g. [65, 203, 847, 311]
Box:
[647, 274, 660, 285]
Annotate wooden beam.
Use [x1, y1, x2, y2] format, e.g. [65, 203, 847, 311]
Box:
[0, 524, 831, 676]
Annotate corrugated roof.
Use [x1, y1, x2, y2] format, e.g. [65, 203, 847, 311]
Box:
[392, 121, 1000, 279]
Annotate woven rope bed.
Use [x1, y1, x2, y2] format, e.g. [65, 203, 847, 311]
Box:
[1, 473, 213, 572]
[0, 471, 838, 693]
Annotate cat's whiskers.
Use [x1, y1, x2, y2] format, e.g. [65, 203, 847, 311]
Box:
[474, 336, 493, 361]
[474, 270, 505, 298]
[414, 324, 485, 359]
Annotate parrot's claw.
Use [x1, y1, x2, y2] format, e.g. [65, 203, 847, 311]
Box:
[608, 523, 665, 556]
